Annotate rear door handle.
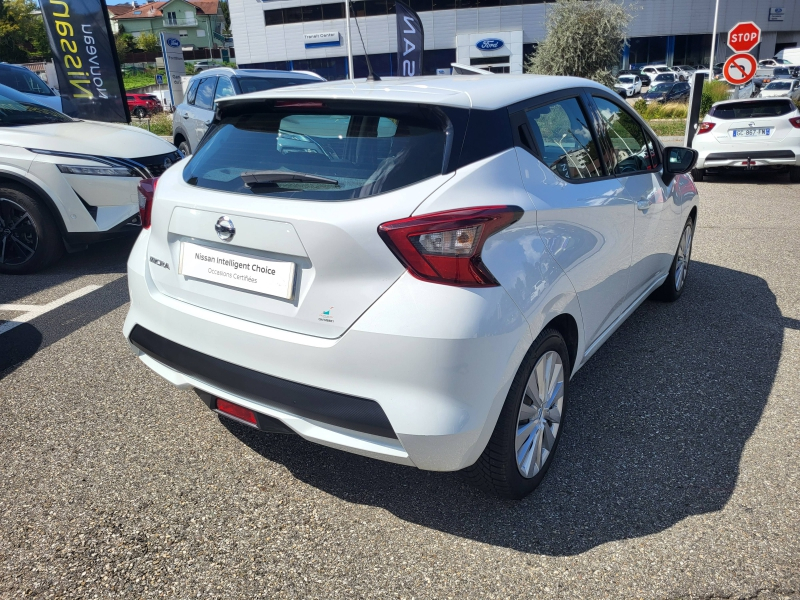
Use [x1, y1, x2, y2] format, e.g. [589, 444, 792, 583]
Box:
[637, 198, 650, 211]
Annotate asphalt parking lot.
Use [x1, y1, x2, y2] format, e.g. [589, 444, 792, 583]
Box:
[1, 172, 799, 599]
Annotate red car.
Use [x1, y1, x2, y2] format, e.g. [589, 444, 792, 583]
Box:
[126, 93, 162, 118]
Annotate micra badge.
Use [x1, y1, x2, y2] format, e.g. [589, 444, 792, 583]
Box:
[318, 307, 334, 323]
[149, 256, 170, 269]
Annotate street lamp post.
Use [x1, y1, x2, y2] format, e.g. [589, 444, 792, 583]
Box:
[709, 0, 721, 68]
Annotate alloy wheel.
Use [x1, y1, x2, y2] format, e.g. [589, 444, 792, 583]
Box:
[675, 223, 693, 291]
[0, 198, 38, 266]
[515, 350, 564, 478]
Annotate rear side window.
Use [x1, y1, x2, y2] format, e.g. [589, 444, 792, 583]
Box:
[236, 77, 318, 94]
[186, 79, 201, 105]
[194, 78, 217, 110]
[710, 100, 795, 119]
[525, 98, 605, 181]
[183, 101, 449, 200]
[0, 68, 54, 96]
[593, 97, 652, 174]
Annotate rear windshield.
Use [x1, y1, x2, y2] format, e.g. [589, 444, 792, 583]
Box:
[183, 101, 450, 200]
[774, 68, 790, 75]
[236, 77, 318, 95]
[710, 100, 795, 119]
[764, 81, 792, 90]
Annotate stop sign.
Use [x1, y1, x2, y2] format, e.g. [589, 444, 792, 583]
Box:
[728, 22, 761, 53]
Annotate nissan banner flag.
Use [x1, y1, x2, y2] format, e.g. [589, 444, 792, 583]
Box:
[40, 0, 129, 122]
[395, 0, 424, 77]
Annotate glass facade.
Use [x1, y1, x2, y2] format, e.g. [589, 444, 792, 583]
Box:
[628, 34, 712, 68]
[242, 49, 456, 80]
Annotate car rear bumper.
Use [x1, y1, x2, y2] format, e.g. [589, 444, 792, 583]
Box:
[123, 230, 533, 471]
[695, 148, 800, 169]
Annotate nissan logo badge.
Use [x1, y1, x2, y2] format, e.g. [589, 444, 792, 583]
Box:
[215, 216, 235, 241]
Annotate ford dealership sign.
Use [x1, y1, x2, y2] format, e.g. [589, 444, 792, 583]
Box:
[476, 38, 504, 51]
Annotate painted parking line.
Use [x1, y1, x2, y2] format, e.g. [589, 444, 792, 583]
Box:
[0, 285, 102, 336]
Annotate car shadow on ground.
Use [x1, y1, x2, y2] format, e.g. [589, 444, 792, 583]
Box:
[0, 235, 135, 305]
[225, 261, 786, 556]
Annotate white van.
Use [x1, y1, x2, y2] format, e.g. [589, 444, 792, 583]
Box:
[775, 48, 800, 65]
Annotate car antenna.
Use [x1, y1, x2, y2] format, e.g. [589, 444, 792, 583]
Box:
[349, 1, 381, 82]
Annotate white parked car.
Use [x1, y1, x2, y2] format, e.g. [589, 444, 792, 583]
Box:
[691, 98, 800, 182]
[758, 79, 800, 101]
[173, 68, 324, 155]
[0, 84, 181, 274]
[641, 65, 672, 78]
[126, 75, 700, 499]
[615, 75, 642, 96]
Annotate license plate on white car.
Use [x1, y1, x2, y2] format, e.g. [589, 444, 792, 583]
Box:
[732, 128, 771, 138]
[179, 242, 295, 299]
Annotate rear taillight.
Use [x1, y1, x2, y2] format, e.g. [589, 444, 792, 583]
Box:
[378, 206, 524, 287]
[697, 122, 715, 134]
[137, 177, 158, 229]
[789, 117, 800, 129]
[216, 399, 257, 426]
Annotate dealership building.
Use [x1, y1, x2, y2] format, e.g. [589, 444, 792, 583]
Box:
[228, 0, 798, 79]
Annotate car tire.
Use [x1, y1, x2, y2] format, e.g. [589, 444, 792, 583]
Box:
[790, 166, 800, 183]
[463, 328, 570, 500]
[0, 184, 64, 275]
[133, 107, 146, 119]
[653, 217, 694, 302]
[691, 168, 705, 182]
[178, 140, 191, 156]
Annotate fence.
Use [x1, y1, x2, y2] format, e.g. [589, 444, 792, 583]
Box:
[122, 47, 236, 64]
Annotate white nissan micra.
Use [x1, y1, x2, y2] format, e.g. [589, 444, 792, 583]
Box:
[125, 76, 700, 499]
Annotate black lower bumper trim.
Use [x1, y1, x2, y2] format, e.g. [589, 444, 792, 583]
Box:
[706, 149, 795, 161]
[129, 325, 397, 439]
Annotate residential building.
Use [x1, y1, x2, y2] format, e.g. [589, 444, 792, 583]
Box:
[112, 0, 225, 50]
[228, 0, 799, 79]
[107, 4, 130, 34]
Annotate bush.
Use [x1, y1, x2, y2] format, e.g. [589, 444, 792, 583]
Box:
[700, 79, 731, 116]
[129, 112, 173, 137]
[633, 98, 647, 115]
[632, 101, 688, 120]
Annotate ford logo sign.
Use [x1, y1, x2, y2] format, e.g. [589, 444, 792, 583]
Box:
[166, 38, 181, 48]
[476, 38, 504, 51]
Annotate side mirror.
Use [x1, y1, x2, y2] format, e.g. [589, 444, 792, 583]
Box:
[663, 146, 698, 174]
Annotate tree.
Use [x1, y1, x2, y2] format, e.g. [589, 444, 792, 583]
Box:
[219, 0, 230, 34]
[525, 0, 637, 87]
[137, 31, 159, 52]
[0, 0, 51, 62]
[115, 32, 137, 62]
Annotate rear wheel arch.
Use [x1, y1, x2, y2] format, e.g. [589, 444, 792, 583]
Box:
[688, 205, 698, 226]
[540, 313, 579, 377]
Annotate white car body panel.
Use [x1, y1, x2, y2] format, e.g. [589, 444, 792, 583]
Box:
[126, 76, 700, 472]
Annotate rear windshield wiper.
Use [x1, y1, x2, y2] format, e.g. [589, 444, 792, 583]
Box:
[240, 170, 339, 186]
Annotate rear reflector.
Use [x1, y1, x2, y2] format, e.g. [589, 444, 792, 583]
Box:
[378, 206, 524, 287]
[216, 398, 257, 425]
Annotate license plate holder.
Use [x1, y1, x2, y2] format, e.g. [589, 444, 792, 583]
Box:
[179, 242, 296, 300]
[732, 128, 770, 138]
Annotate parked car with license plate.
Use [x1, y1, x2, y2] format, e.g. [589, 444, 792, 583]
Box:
[127, 75, 700, 499]
[127, 93, 163, 119]
[618, 69, 651, 86]
[758, 79, 800, 100]
[691, 98, 800, 182]
[615, 75, 642, 97]
[172, 68, 325, 156]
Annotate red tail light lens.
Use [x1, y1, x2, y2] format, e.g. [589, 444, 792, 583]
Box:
[697, 122, 715, 134]
[789, 117, 800, 129]
[378, 206, 524, 287]
[216, 398, 257, 425]
[137, 177, 158, 229]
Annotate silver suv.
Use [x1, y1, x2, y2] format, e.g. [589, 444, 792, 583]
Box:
[172, 68, 325, 155]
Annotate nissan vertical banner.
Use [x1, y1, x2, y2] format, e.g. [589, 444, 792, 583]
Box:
[40, 0, 129, 122]
[395, 0, 424, 77]
[160, 32, 186, 107]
